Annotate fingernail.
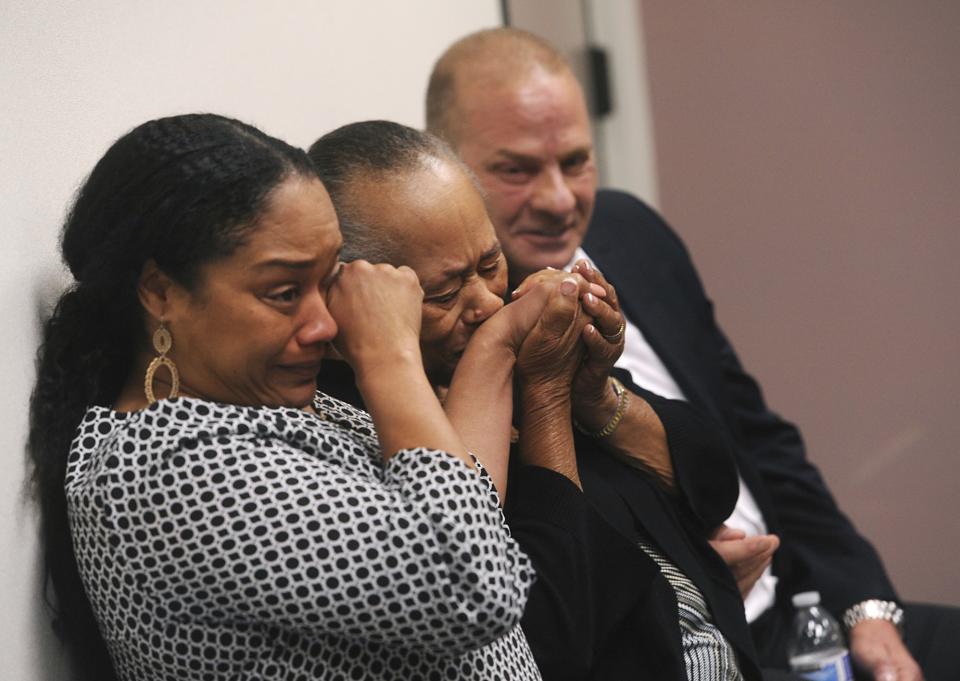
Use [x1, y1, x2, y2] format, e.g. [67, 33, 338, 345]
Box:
[584, 292, 597, 305]
[877, 668, 897, 681]
[560, 277, 577, 296]
[580, 260, 593, 272]
[545, 266, 556, 271]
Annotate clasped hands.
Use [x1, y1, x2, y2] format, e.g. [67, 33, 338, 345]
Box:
[506, 259, 628, 427]
[498, 265, 788, 607]
[479, 265, 924, 681]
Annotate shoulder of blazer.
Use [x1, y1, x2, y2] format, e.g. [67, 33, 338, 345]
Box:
[586, 189, 694, 267]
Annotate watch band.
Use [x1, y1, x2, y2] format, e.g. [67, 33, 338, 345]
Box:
[842, 599, 904, 635]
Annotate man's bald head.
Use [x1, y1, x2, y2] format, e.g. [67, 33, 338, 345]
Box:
[425, 28, 597, 284]
[426, 27, 574, 146]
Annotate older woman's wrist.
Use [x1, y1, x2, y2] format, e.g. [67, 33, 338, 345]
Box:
[572, 377, 620, 432]
[519, 375, 571, 407]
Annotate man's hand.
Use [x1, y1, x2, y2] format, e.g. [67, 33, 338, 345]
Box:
[849, 619, 923, 681]
[708, 525, 779, 599]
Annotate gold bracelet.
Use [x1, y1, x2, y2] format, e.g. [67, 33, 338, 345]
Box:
[575, 377, 629, 439]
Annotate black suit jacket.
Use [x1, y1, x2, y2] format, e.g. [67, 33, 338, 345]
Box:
[583, 189, 898, 665]
[508, 380, 765, 681]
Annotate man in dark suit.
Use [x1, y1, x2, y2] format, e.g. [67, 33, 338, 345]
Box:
[426, 27, 958, 680]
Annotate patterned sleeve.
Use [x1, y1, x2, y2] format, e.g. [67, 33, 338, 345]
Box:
[101, 432, 533, 656]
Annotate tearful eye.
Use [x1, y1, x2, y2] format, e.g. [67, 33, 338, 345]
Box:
[480, 260, 501, 276]
[267, 286, 300, 304]
[426, 290, 460, 306]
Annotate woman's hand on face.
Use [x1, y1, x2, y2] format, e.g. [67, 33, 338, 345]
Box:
[478, 278, 552, 356]
[516, 274, 591, 391]
[480, 269, 597, 357]
[568, 259, 628, 425]
[326, 260, 424, 371]
[510, 267, 607, 305]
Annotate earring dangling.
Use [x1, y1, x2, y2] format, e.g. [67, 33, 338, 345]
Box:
[144, 321, 180, 404]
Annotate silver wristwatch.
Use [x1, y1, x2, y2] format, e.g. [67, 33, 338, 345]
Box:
[842, 599, 905, 635]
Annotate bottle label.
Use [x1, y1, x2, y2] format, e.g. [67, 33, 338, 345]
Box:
[795, 651, 853, 681]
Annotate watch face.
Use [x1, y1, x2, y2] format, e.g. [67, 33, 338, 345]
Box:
[845, 600, 904, 633]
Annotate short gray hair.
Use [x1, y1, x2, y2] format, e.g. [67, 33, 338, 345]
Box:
[308, 120, 480, 263]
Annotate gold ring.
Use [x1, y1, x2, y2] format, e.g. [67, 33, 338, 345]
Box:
[601, 319, 626, 344]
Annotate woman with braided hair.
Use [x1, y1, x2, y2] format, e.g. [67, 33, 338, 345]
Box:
[28, 113, 548, 680]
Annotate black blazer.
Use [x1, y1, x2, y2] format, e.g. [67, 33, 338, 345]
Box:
[507, 386, 764, 681]
[582, 189, 898, 663]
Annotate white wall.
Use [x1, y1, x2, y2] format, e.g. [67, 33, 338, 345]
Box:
[0, 1, 500, 676]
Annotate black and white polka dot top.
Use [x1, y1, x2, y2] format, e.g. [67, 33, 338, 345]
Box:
[65, 392, 542, 680]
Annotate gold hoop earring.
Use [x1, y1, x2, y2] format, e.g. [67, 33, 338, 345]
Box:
[144, 321, 180, 404]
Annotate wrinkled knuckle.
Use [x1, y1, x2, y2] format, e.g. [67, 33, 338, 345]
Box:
[396, 265, 419, 282]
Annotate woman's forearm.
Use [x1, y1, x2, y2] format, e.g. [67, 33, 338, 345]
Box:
[600, 393, 674, 489]
[518, 381, 581, 489]
[576, 381, 674, 490]
[354, 349, 471, 468]
[443, 331, 517, 502]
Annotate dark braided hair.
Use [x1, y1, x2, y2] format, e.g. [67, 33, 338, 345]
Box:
[27, 113, 319, 680]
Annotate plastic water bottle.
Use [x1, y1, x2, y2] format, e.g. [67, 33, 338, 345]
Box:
[786, 591, 854, 681]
